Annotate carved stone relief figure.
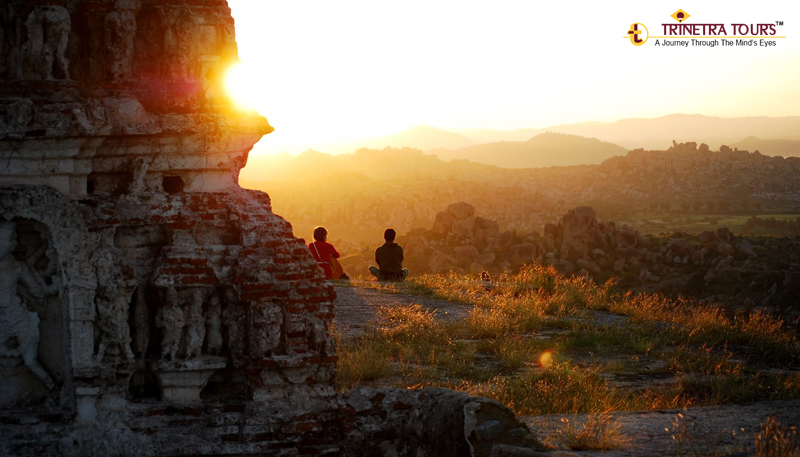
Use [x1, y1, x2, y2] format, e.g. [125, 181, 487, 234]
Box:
[156, 286, 184, 361]
[104, 1, 139, 81]
[162, 7, 195, 81]
[251, 302, 282, 356]
[0, 221, 57, 390]
[127, 156, 152, 194]
[92, 249, 135, 363]
[205, 293, 222, 355]
[184, 288, 206, 359]
[21, 6, 71, 80]
[222, 288, 245, 357]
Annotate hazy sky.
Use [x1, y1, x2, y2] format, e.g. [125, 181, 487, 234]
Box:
[227, 0, 800, 154]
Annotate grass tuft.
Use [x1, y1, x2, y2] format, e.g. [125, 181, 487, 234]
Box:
[555, 411, 626, 451]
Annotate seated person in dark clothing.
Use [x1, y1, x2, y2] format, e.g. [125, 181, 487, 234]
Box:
[369, 228, 409, 281]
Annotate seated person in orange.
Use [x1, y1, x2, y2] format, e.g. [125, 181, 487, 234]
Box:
[369, 228, 409, 281]
[308, 226, 341, 279]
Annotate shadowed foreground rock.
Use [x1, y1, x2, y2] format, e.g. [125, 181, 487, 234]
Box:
[341, 387, 545, 457]
[0, 1, 547, 456]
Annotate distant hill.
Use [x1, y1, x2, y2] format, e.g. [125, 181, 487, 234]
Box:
[432, 132, 627, 168]
[360, 125, 475, 151]
[457, 115, 800, 151]
[731, 137, 800, 158]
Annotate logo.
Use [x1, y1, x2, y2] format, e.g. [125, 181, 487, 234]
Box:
[624, 10, 784, 47]
[627, 23, 648, 46]
[671, 9, 690, 23]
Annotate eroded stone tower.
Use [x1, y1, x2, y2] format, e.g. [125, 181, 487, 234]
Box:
[0, 1, 339, 454]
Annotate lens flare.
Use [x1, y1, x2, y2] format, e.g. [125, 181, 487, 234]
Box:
[539, 351, 554, 368]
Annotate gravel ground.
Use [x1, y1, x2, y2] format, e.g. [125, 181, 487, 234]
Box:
[526, 400, 800, 456]
[333, 285, 472, 338]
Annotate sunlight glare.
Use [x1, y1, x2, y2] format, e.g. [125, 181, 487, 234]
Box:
[224, 62, 256, 111]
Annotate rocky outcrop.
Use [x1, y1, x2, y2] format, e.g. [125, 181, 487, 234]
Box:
[341, 387, 545, 457]
[387, 201, 799, 324]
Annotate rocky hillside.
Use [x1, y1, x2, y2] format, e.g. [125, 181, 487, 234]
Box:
[458, 114, 800, 151]
[431, 132, 627, 168]
[241, 142, 800, 251]
[731, 137, 800, 158]
[343, 202, 800, 325]
[241, 148, 567, 246]
[529, 141, 800, 208]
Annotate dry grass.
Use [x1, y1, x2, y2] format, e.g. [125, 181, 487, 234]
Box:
[670, 414, 800, 457]
[755, 416, 800, 457]
[337, 339, 391, 390]
[336, 264, 800, 415]
[554, 411, 626, 451]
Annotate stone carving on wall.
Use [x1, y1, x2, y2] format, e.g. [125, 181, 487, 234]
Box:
[151, 286, 226, 403]
[21, 6, 71, 80]
[155, 286, 228, 361]
[251, 302, 283, 356]
[162, 7, 195, 81]
[131, 287, 150, 358]
[205, 293, 223, 355]
[0, 221, 58, 390]
[156, 286, 185, 362]
[222, 288, 246, 357]
[92, 249, 135, 363]
[104, 1, 140, 81]
[184, 288, 206, 359]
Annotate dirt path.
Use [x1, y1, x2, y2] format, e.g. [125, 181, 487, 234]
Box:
[526, 400, 800, 456]
[333, 285, 472, 338]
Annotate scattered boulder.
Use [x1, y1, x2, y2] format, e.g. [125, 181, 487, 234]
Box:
[433, 211, 459, 235]
[558, 206, 598, 261]
[447, 202, 476, 220]
[429, 250, 458, 272]
[454, 245, 480, 264]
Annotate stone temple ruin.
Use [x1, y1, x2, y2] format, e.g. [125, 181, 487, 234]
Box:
[0, 1, 543, 456]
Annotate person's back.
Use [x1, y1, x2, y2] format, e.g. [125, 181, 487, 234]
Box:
[308, 226, 341, 280]
[369, 228, 409, 281]
[375, 242, 403, 274]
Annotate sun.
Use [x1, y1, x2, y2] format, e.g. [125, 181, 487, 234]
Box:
[223, 61, 257, 110]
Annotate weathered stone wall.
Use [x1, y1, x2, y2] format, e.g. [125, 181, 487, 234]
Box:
[0, 1, 343, 455]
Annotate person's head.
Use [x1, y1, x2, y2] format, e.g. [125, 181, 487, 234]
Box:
[383, 228, 396, 243]
[313, 226, 328, 242]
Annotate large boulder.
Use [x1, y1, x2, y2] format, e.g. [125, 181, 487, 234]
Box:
[558, 206, 598, 261]
[495, 230, 517, 253]
[717, 227, 732, 242]
[509, 243, 537, 268]
[451, 216, 477, 236]
[447, 202, 476, 220]
[433, 210, 458, 235]
[699, 230, 718, 249]
[615, 226, 638, 251]
[405, 235, 429, 261]
[341, 387, 544, 457]
[454, 245, 480, 264]
[429, 250, 458, 272]
[475, 253, 497, 267]
[477, 217, 501, 237]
